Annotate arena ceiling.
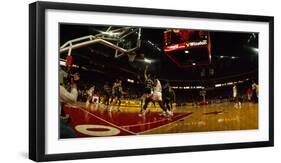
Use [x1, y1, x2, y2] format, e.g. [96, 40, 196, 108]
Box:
[59, 24, 258, 83]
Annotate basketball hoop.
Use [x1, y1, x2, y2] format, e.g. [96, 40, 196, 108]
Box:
[128, 53, 136, 62]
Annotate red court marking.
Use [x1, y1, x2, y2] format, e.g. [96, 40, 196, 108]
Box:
[64, 105, 192, 137]
[64, 107, 135, 137]
[87, 128, 110, 132]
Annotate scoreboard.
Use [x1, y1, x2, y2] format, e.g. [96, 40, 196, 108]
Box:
[163, 29, 211, 67]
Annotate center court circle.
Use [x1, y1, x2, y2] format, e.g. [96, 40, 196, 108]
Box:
[75, 124, 120, 136]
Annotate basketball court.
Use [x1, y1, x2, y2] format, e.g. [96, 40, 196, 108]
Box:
[63, 101, 258, 137]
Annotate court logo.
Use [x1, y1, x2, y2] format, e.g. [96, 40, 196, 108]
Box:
[75, 124, 121, 136]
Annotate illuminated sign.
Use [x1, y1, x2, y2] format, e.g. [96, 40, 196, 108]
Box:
[189, 40, 207, 46]
[163, 29, 211, 67]
[164, 43, 186, 52]
[164, 40, 208, 52]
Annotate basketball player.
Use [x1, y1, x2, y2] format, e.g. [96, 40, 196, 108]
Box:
[103, 82, 112, 106]
[110, 79, 123, 111]
[251, 81, 258, 103]
[162, 81, 176, 115]
[233, 84, 241, 108]
[247, 87, 253, 101]
[140, 65, 155, 110]
[139, 76, 171, 117]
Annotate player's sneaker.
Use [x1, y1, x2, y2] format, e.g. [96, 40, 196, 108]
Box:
[159, 112, 167, 117]
[167, 110, 173, 117]
[238, 102, 242, 109]
[138, 110, 146, 117]
[167, 116, 172, 121]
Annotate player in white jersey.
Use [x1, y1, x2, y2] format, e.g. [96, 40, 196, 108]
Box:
[233, 84, 241, 108]
[152, 79, 162, 101]
[139, 76, 172, 117]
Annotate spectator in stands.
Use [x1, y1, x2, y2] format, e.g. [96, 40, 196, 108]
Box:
[86, 84, 95, 107]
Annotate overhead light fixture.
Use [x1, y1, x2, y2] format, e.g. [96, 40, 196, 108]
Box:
[127, 79, 134, 83]
[101, 31, 119, 37]
[252, 47, 259, 54]
[144, 58, 153, 64]
[147, 40, 161, 52]
[215, 84, 222, 87]
[246, 46, 259, 54]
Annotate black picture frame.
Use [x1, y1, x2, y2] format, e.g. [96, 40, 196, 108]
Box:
[29, 1, 274, 162]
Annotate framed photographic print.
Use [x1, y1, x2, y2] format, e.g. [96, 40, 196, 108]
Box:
[29, 1, 274, 162]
